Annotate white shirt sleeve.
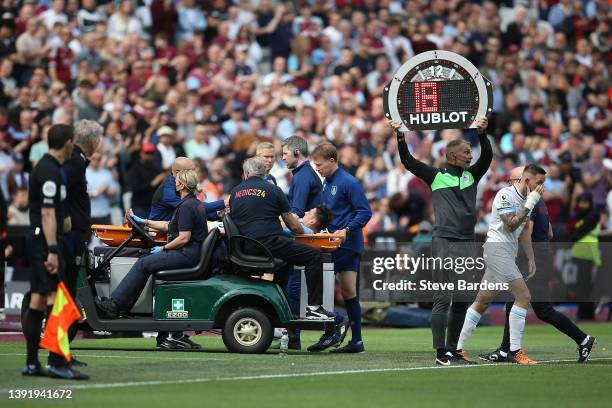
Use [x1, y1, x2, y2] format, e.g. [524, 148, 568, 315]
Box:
[493, 189, 515, 216]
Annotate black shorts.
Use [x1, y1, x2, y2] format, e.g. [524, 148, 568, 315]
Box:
[332, 247, 361, 274]
[28, 234, 63, 295]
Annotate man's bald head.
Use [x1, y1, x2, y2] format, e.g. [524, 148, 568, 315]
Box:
[172, 157, 195, 175]
[509, 166, 525, 184]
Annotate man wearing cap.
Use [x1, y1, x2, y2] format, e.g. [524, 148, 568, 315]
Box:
[155, 126, 178, 171]
[128, 142, 166, 217]
[221, 103, 249, 138]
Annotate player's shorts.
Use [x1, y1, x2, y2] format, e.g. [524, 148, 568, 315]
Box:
[332, 247, 360, 274]
[27, 233, 62, 295]
[481, 242, 522, 284]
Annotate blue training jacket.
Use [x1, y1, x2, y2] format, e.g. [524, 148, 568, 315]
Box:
[288, 160, 322, 217]
[322, 167, 372, 253]
[149, 175, 225, 221]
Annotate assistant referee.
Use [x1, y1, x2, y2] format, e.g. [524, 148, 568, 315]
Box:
[21, 124, 89, 380]
[391, 117, 490, 365]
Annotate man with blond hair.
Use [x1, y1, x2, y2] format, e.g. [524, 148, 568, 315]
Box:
[256, 141, 278, 185]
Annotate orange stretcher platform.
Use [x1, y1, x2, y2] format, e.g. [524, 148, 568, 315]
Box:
[92, 224, 167, 247]
[93, 224, 342, 252]
[294, 233, 343, 252]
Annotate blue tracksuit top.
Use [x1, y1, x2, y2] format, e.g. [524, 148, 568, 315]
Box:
[149, 175, 225, 221]
[322, 166, 372, 253]
[288, 160, 322, 217]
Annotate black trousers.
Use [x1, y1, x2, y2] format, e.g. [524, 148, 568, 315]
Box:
[500, 249, 587, 350]
[431, 237, 473, 351]
[574, 258, 595, 320]
[253, 235, 323, 306]
[61, 231, 89, 342]
[500, 301, 587, 351]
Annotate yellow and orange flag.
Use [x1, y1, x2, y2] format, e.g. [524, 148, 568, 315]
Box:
[40, 281, 82, 362]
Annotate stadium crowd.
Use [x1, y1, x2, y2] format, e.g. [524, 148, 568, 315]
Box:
[0, 0, 610, 242]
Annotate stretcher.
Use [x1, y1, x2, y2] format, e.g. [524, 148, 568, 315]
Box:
[92, 224, 167, 247]
[294, 233, 343, 252]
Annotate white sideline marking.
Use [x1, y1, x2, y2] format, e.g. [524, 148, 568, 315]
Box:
[0, 352, 226, 362]
[1, 357, 611, 393]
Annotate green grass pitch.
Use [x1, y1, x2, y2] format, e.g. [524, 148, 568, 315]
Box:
[1, 323, 611, 407]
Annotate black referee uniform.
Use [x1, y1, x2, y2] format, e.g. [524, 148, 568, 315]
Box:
[24, 153, 67, 369]
[28, 154, 67, 294]
[0, 190, 7, 316]
[21, 124, 89, 379]
[62, 145, 91, 341]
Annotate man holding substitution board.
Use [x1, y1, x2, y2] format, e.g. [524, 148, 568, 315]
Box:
[385, 50, 493, 366]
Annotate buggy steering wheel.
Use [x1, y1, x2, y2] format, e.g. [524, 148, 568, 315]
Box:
[127, 215, 158, 248]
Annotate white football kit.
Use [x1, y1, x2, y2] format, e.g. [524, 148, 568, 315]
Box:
[482, 185, 530, 283]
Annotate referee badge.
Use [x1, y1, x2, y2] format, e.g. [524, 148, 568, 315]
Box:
[42, 181, 57, 197]
[331, 186, 337, 196]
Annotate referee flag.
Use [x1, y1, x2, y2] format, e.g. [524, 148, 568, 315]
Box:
[39, 281, 81, 362]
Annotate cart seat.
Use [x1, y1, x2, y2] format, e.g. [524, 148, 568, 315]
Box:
[222, 214, 286, 275]
[155, 228, 221, 281]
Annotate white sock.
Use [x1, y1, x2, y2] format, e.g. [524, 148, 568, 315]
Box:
[509, 305, 528, 352]
[580, 336, 590, 346]
[457, 308, 482, 351]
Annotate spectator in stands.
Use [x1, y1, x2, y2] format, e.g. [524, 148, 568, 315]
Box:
[128, 143, 166, 217]
[7, 153, 28, 197]
[77, 0, 104, 34]
[107, 0, 143, 42]
[184, 123, 221, 164]
[176, 0, 207, 43]
[7, 187, 28, 226]
[155, 126, 179, 171]
[86, 152, 117, 225]
[41, 0, 68, 30]
[582, 144, 611, 211]
[569, 192, 601, 320]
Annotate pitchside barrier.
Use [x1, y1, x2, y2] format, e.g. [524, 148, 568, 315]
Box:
[3, 226, 612, 315]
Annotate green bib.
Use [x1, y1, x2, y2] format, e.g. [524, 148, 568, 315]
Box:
[431, 171, 475, 191]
